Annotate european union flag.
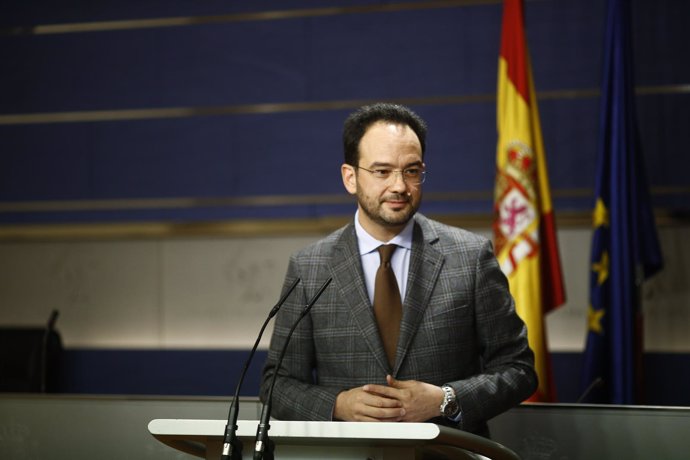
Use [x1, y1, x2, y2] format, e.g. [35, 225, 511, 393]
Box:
[580, 0, 663, 405]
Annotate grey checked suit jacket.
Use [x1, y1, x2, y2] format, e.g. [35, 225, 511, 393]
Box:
[260, 213, 537, 435]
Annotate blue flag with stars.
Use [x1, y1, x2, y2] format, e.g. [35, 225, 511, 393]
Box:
[580, 0, 663, 405]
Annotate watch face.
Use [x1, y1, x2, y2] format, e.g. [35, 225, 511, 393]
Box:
[443, 400, 459, 417]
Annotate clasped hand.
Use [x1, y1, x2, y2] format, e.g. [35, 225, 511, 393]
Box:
[333, 375, 443, 422]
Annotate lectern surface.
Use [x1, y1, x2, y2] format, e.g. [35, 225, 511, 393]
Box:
[148, 419, 518, 460]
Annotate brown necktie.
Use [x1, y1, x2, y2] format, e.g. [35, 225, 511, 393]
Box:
[373, 244, 403, 367]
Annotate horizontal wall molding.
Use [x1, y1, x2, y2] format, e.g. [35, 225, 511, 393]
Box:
[1, 85, 689, 125]
[0, 94, 506, 125]
[3, 186, 690, 214]
[0, 210, 687, 242]
[0, 194, 354, 213]
[3, 0, 504, 35]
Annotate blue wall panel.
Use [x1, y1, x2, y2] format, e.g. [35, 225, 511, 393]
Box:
[2, 23, 312, 112]
[53, 348, 690, 406]
[1, 0, 415, 26]
[1, 0, 688, 224]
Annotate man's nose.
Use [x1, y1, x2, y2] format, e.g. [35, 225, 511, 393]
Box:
[388, 170, 409, 190]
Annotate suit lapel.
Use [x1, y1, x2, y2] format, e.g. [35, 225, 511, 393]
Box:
[329, 223, 391, 374]
[394, 217, 444, 375]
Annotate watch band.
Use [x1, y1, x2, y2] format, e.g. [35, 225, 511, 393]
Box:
[440, 385, 459, 418]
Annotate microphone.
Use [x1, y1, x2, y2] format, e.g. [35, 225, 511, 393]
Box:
[220, 277, 301, 460]
[253, 277, 333, 460]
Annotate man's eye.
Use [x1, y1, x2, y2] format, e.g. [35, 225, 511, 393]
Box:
[404, 168, 421, 176]
[373, 169, 391, 177]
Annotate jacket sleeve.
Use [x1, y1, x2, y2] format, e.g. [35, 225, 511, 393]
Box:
[448, 238, 538, 432]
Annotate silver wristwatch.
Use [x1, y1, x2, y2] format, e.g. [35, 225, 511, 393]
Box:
[440, 385, 459, 418]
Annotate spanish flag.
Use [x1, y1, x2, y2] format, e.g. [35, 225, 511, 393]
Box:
[493, 0, 566, 402]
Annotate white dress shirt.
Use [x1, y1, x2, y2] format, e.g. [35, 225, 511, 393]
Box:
[354, 210, 414, 305]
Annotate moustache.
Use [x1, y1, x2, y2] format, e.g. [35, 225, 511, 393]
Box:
[382, 193, 411, 202]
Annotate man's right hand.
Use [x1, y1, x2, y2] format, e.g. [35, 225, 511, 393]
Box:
[333, 386, 406, 422]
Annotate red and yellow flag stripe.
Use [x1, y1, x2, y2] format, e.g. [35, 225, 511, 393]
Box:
[493, 0, 566, 402]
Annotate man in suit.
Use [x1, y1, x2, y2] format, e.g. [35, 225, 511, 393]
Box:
[260, 103, 536, 436]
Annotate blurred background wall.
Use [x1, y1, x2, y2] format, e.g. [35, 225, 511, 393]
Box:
[1, 0, 688, 404]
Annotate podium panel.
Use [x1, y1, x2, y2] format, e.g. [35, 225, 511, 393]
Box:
[148, 419, 520, 460]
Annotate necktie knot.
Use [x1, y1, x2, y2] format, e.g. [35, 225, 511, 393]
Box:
[378, 244, 397, 265]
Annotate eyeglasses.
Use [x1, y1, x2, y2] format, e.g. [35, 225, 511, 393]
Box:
[356, 165, 426, 185]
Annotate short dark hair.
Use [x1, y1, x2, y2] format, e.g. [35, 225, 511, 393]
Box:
[342, 103, 427, 166]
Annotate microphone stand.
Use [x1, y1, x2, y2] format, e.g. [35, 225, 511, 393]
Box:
[220, 277, 301, 460]
[577, 377, 604, 404]
[40, 310, 59, 393]
[253, 278, 332, 460]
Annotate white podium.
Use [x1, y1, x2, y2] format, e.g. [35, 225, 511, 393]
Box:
[148, 419, 520, 460]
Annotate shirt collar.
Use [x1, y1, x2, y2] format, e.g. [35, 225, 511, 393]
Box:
[354, 210, 415, 255]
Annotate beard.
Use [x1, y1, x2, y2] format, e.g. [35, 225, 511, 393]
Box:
[356, 190, 420, 228]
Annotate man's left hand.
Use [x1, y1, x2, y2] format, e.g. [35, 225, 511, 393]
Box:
[362, 375, 444, 422]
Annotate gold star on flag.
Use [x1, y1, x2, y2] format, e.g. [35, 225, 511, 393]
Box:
[592, 251, 609, 285]
[587, 305, 605, 335]
[593, 198, 609, 228]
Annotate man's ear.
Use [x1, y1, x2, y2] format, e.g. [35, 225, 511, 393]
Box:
[341, 164, 357, 195]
